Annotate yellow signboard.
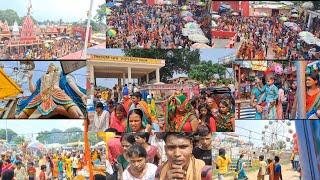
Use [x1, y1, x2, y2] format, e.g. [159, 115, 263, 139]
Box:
[251, 61, 267, 71]
[90, 55, 164, 65]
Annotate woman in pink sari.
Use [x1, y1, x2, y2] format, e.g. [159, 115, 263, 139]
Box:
[110, 104, 127, 132]
[276, 83, 285, 119]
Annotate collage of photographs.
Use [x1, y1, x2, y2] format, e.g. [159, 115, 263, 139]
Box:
[0, 0, 320, 180]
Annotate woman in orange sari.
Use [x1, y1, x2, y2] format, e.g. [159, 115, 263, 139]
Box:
[52, 154, 59, 179]
[306, 72, 320, 119]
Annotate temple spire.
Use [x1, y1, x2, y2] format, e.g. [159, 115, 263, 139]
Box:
[27, 0, 32, 16]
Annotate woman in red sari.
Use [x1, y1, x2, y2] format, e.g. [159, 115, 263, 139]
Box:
[110, 104, 127, 132]
[306, 72, 320, 119]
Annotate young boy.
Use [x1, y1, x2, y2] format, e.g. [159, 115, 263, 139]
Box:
[266, 159, 274, 180]
[27, 162, 36, 180]
[274, 156, 283, 180]
[257, 155, 267, 180]
[58, 157, 64, 180]
[39, 165, 46, 180]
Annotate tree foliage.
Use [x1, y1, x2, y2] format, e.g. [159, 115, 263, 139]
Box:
[188, 61, 227, 83]
[124, 49, 201, 83]
[36, 127, 83, 145]
[0, 129, 17, 142]
[0, 9, 20, 26]
[94, 4, 107, 24]
[12, 136, 25, 145]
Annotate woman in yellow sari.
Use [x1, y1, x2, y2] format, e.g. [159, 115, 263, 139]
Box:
[65, 155, 72, 179]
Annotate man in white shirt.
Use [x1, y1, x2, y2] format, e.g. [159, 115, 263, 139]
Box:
[70, 153, 79, 177]
[14, 161, 27, 180]
[92, 102, 110, 132]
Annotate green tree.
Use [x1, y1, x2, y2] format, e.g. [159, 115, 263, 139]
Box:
[0, 9, 20, 26]
[88, 132, 101, 145]
[124, 49, 201, 83]
[188, 61, 227, 83]
[276, 140, 287, 150]
[36, 128, 84, 144]
[94, 4, 107, 24]
[64, 127, 83, 144]
[12, 136, 25, 145]
[0, 129, 17, 143]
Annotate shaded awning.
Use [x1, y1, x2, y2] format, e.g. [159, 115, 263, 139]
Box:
[0, 68, 23, 99]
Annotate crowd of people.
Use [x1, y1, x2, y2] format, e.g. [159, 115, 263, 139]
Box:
[91, 127, 212, 180]
[106, 1, 209, 48]
[213, 12, 319, 60]
[0, 37, 84, 60]
[89, 82, 235, 133]
[215, 148, 285, 180]
[0, 149, 86, 179]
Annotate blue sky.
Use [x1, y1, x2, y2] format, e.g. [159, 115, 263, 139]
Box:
[93, 48, 237, 88]
[0, 0, 105, 23]
[0, 120, 83, 135]
[2, 61, 87, 96]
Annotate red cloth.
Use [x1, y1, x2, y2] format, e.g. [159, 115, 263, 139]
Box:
[39, 171, 46, 180]
[109, 111, 126, 132]
[107, 137, 122, 164]
[209, 117, 216, 132]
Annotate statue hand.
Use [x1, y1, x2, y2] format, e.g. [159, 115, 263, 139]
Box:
[28, 71, 34, 79]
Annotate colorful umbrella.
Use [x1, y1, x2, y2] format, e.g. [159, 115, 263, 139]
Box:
[260, 12, 268, 17]
[181, 5, 189, 11]
[232, 12, 239, 16]
[188, 34, 209, 44]
[212, 14, 221, 19]
[105, 7, 112, 15]
[107, 29, 117, 37]
[164, 0, 172, 5]
[183, 16, 194, 22]
[182, 28, 203, 36]
[184, 22, 199, 29]
[196, 1, 205, 6]
[106, 2, 115, 7]
[279, 16, 288, 21]
[212, 20, 218, 27]
[299, 31, 314, 38]
[27, 142, 46, 150]
[302, 2, 314, 9]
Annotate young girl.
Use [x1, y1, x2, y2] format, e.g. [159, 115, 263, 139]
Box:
[264, 74, 279, 119]
[198, 104, 216, 132]
[214, 100, 235, 132]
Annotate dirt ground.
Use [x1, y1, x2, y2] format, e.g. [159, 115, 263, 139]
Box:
[217, 163, 300, 180]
